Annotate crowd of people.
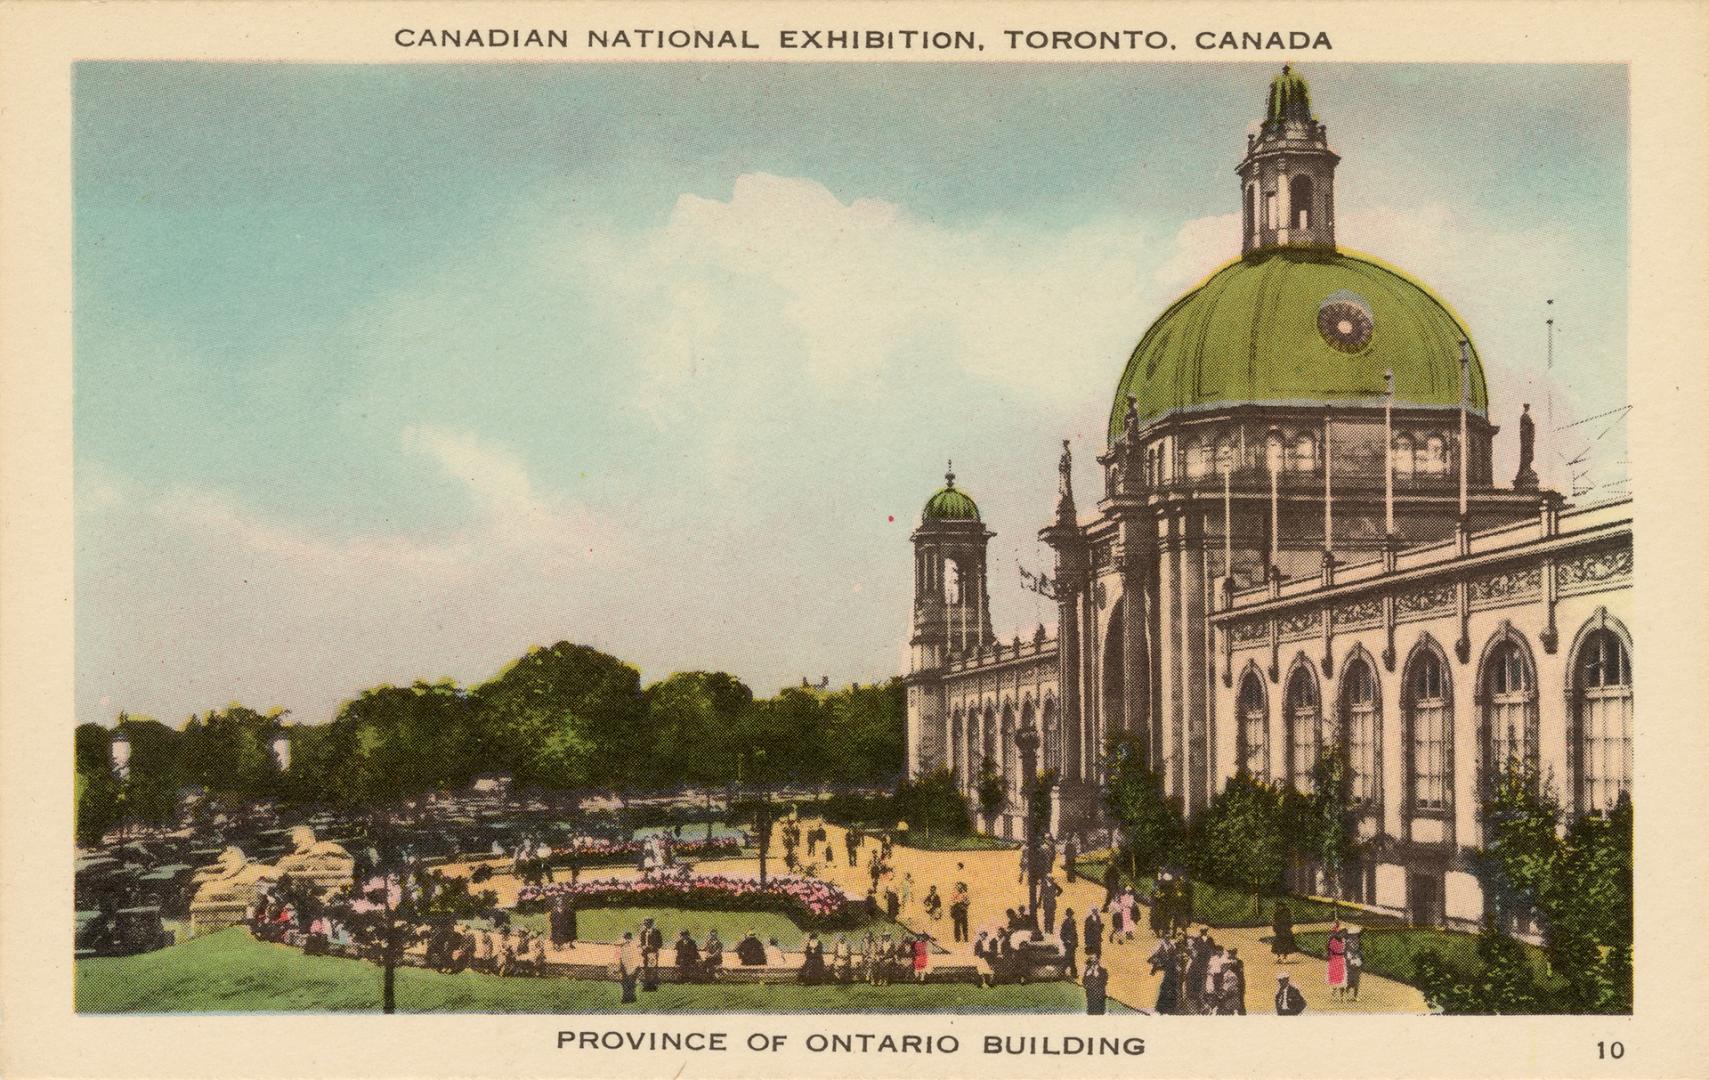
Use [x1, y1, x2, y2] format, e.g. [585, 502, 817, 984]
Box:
[245, 816, 1371, 1015]
[609, 913, 938, 1002]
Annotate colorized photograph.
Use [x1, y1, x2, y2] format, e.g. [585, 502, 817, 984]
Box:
[72, 62, 1631, 1016]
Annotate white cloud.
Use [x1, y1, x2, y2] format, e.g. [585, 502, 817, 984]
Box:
[78, 429, 630, 723]
[591, 173, 1158, 416]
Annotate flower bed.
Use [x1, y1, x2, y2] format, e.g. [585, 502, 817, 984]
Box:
[546, 835, 747, 868]
[515, 873, 858, 929]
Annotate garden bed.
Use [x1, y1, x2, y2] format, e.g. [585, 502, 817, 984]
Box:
[514, 873, 862, 931]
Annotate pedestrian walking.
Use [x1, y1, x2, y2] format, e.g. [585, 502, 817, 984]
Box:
[1345, 927, 1364, 1001]
[1059, 908, 1079, 978]
[1083, 908, 1103, 962]
[1326, 922, 1348, 999]
[1147, 935, 1180, 1014]
[1274, 971, 1307, 1015]
[1223, 946, 1247, 1015]
[639, 917, 663, 991]
[617, 931, 641, 1004]
[1082, 957, 1109, 1015]
[1270, 900, 1298, 963]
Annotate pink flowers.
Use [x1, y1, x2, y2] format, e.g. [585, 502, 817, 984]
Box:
[550, 836, 746, 862]
[517, 873, 852, 920]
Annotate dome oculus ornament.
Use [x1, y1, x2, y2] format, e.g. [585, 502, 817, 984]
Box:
[1317, 291, 1374, 353]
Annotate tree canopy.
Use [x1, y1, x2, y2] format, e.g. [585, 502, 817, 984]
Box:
[74, 641, 908, 836]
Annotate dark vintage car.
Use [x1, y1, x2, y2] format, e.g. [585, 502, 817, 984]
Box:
[75, 904, 174, 958]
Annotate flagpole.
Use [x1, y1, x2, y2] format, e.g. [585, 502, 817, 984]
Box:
[1268, 430, 1280, 570]
[1223, 458, 1234, 585]
[1458, 341, 1470, 521]
[1384, 370, 1395, 537]
[1322, 405, 1333, 559]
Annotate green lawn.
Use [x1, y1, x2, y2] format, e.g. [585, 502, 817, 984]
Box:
[77, 930, 1111, 1013]
[1293, 927, 1561, 991]
[505, 905, 907, 950]
[1071, 862, 1378, 928]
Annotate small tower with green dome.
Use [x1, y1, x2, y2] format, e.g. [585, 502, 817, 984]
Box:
[904, 462, 996, 776]
[1240, 66, 1340, 254]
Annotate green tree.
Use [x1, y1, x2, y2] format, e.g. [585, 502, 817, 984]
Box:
[820, 680, 906, 785]
[1303, 744, 1362, 899]
[473, 643, 642, 790]
[1188, 772, 1290, 897]
[1472, 764, 1633, 1014]
[645, 671, 753, 792]
[330, 683, 478, 805]
[745, 687, 826, 784]
[180, 705, 280, 801]
[118, 714, 189, 826]
[894, 767, 973, 837]
[1414, 917, 1546, 1015]
[76, 723, 121, 845]
[1102, 734, 1184, 884]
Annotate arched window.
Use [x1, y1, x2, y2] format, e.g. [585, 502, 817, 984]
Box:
[1042, 697, 1060, 775]
[1266, 431, 1285, 475]
[1238, 670, 1268, 778]
[1285, 664, 1321, 792]
[1181, 437, 1199, 479]
[1244, 184, 1256, 240]
[1481, 635, 1538, 785]
[1001, 707, 1017, 802]
[1290, 174, 1315, 229]
[1406, 648, 1452, 813]
[1217, 437, 1237, 476]
[950, 710, 964, 781]
[983, 709, 997, 777]
[1423, 434, 1449, 477]
[1292, 433, 1317, 474]
[1340, 655, 1381, 807]
[1574, 627, 1632, 814]
[1392, 433, 1416, 480]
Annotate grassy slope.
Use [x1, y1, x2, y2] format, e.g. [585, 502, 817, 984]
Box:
[78, 930, 1116, 1014]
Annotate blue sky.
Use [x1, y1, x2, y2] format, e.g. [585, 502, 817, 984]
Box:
[74, 63, 1628, 726]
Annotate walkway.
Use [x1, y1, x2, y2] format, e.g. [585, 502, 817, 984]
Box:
[440, 824, 1428, 1013]
[786, 821, 1427, 1014]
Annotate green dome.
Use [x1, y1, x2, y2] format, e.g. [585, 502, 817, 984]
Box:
[922, 466, 980, 522]
[1109, 248, 1488, 440]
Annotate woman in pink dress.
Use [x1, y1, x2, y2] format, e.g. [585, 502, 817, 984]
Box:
[1325, 923, 1348, 998]
[911, 934, 930, 982]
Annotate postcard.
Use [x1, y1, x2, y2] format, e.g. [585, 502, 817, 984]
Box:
[2, 2, 1706, 1077]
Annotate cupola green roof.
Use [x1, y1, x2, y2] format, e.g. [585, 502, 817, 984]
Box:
[1265, 65, 1315, 128]
[1109, 248, 1488, 441]
[922, 464, 980, 522]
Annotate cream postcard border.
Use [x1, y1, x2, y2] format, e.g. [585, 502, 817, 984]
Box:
[2, 2, 1706, 1077]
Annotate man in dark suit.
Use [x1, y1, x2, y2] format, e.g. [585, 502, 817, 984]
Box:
[1058, 908, 1079, 978]
[640, 917, 663, 991]
[1084, 908, 1104, 963]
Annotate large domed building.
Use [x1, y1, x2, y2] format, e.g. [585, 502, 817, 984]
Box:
[903, 69, 1632, 931]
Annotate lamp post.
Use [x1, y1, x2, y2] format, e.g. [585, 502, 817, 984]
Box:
[1014, 721, 1041, 909]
